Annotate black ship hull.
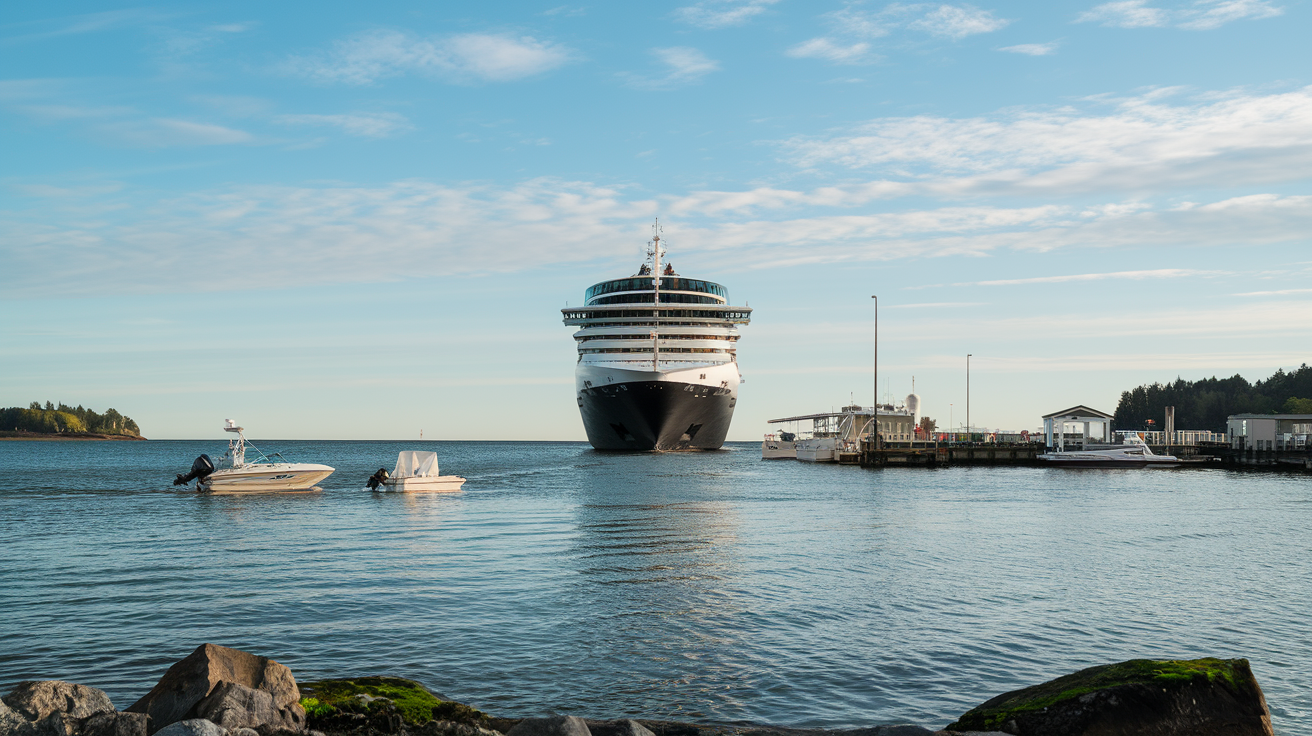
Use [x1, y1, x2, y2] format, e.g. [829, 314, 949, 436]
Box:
[578, 381, 736, 451]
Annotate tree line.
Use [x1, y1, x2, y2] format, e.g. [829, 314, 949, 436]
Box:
[0, 401, 141, 436]
[1113, 364, 1312, 431]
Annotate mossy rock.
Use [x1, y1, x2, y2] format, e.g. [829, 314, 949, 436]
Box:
[299, 677, 491, 727]
[947, 658, 1272, 735]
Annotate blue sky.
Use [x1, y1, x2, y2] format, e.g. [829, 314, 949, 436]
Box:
[3, 0, 1311, 440]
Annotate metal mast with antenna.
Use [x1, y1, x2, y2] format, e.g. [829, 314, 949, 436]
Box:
[650, 219, 664, 372]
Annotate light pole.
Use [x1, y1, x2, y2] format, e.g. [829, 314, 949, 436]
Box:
[966, 353, 972, 440]
[871, 295, 879, 451]
[949, 404, 953, 445]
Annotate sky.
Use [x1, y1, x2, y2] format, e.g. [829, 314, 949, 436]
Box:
[2, 0, 1311, 440]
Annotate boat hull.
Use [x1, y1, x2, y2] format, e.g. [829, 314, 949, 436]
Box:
[200, 464, 334, 493]
[381, 476, 467, 492]
[796, 437, 836, 462]
[1037, 458, 1149, 468]
[576, 363, 739, 451]
[762, 439, 796, 459]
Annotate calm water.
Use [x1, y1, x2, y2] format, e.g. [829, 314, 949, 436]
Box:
[0, 440, 1307, 733]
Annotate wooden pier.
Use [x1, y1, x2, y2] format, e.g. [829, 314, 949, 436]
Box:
[860, 440, 1041, 467]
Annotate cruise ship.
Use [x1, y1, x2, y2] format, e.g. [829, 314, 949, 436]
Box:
[562, 229, 751, 451]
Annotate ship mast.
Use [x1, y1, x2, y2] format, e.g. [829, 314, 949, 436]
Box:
[650, 219, 663, 372]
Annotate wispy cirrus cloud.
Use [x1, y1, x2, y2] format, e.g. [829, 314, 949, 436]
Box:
[791, 3, 1009, 66]
[1076, 0, 1282, 30]
[285, 30, 574, 85]
[909, 3, 1011, 38]
[5, 177, 1311, 297]
[786, 38, 875, 64]
[779, 86, 1312, 197]
[275, 112, 413, 138]
[999, 41, 1059, 55]
[958, 268, 1224, 287]
[674, 0, 782, 28]
[620, 47, 720, 89]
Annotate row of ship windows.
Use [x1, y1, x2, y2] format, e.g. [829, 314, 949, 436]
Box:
[580, 347, 729, 354]
[577, 333, 736, 342]
[587, 293, 725, 306]
[563, 309, 751, 320]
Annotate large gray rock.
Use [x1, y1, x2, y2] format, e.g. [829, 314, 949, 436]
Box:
[415, 721, 502, 736]
[154, 720, 227, 736]
[2, 682, 115, 723]
[80, 712, 148, 736]
[1, 699, 36, 736]
[583, 722, 652, 736]
[945, 657, 1274, 735]
[192, 683, 304, 733]
[506, 716, 590, 736]
[127, 645, 300, 734]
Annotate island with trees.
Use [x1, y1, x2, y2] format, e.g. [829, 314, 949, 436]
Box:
[1114, 363, 1312, 431]
[0, 401, 145, 440]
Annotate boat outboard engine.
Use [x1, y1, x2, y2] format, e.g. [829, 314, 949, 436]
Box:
[366, 468, 389, 491]
[780, 431, 796, 442]
[174, 454, 215, 486]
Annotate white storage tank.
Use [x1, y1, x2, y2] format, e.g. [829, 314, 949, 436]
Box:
[906, 393, 921, 428]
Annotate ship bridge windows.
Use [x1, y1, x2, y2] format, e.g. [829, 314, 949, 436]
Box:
[584, 277, 728, 303]
[588, 293, 725, 306]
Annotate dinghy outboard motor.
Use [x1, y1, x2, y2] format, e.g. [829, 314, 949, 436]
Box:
[174, 454, 215, 486]
[366, 468, 389, 491]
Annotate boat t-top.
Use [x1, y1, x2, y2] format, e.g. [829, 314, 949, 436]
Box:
[173, 420, 335, 493]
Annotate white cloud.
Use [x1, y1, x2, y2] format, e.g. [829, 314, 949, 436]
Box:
[1233, 288, 1312, 296]
[780, 86, 1312, 196]
[276, 112, 413, 138]
[792, 3, 1009, 66]
[96, 118, 254, 147]
[1178, 0, 1283, 29]
[960, 268, 1223, 286]
[5, 180, 1310, 297]
[622, 47, 720, 89]
[1076, 1, 1170, 27]
[1076, 0, 1282, 29]
[286, 31, 574, 85]
[908, 4, 1010, 38]
[1000, 42, 1059, 55]
[787, 38, 875, 64]
[674, 0, 782, 28]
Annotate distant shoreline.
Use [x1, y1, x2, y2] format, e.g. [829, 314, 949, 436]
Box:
[0, 430, 147, 441]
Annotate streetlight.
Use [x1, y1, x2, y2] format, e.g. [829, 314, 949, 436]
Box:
[966, 353, 972, 439]
[871, 295, 879, 451]
[949, 403, 953, 445]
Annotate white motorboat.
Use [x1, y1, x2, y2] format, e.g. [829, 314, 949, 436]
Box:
[761, 432, 797, 459]
[173, 420, 334, 493]
[366, 451, 466, 493]
[1037, 438, 1180, 468]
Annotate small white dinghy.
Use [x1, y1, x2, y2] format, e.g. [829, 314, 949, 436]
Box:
[366, 451, 466, 493]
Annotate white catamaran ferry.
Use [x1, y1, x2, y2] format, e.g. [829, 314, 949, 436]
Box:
[561, 225, 752, 450]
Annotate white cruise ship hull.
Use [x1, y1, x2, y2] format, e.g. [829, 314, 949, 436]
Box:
[200, 463, 334, 493]
[576, 361, 739, 451]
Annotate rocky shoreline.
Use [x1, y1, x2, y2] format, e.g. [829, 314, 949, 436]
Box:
[0, 430, 147, 441]
[0, 644, 1275, 736]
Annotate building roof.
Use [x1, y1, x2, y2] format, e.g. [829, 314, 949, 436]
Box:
[1042, 405, 1113, 420]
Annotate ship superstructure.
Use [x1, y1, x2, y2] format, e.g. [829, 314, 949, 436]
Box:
[562, 225, 751, 450]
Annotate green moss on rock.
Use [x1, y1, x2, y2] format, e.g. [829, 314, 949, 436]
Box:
[948, 658, 1256, 731]
[299, 677, 489, 727]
